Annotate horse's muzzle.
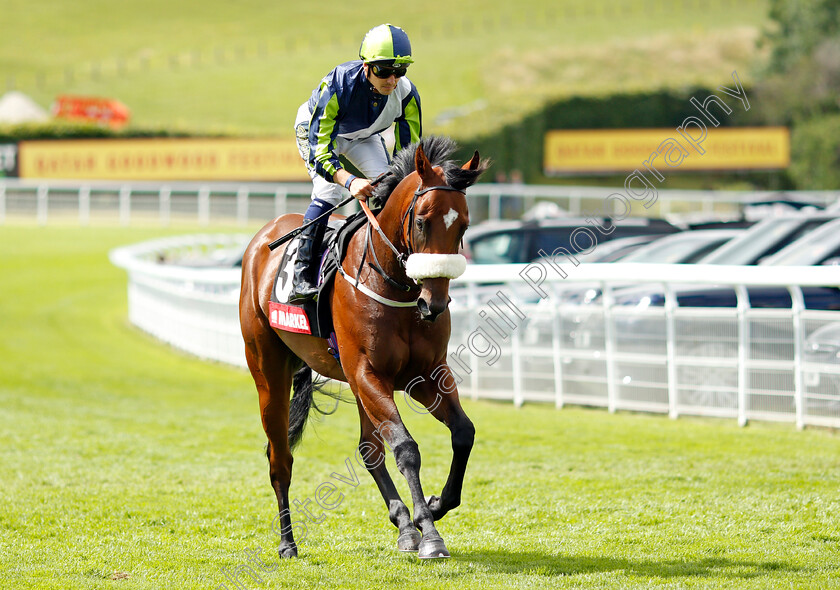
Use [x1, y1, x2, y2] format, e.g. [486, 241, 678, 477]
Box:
[406, 254, 464, 322]
[417, 297, 447, 322]
[417, 277, 451, 322]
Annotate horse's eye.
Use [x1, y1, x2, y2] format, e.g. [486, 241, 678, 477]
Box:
[415, 217, 425, 231]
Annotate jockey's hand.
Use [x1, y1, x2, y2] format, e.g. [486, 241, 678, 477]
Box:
[349, 178, 374, 201]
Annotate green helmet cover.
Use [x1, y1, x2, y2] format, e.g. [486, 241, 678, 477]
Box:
[359, 24, 414, 65]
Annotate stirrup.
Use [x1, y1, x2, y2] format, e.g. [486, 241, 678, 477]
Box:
[288, 262, 318, 301]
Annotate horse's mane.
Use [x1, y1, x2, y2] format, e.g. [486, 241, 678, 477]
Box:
[372, 136, 490, 202]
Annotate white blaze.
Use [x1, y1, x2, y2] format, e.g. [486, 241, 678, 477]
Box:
[443, 208, 459, 229]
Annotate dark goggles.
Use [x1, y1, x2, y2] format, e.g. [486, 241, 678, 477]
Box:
[369, 63, 408, 79]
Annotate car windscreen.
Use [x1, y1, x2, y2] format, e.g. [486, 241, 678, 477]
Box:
[762, 218, 840, 265]
[469, 231, 525, 264]
[622, 235, 734, 264]
[769, 239, 840, 265]
[533, 228, 578, 258]
[700, 218, 832, 265]
[584, 238, 656, 262]
[529, 220, 676, 261]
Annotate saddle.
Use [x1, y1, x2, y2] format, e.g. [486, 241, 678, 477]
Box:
[269, 211, 369, 346]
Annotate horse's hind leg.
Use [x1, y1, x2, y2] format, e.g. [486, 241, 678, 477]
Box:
[407, 373, 475, 522]
[355, 404, 422, 552]
[244, 332, 300, 558]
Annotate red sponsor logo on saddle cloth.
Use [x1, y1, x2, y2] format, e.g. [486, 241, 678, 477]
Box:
[268, 302, 312, 334]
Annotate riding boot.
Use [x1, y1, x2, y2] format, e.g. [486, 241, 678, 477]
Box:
[288, 221, 326, 303]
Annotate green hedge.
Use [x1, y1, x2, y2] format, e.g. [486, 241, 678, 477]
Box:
[788, 114, 840, 190]
[0, 121, 196, 142]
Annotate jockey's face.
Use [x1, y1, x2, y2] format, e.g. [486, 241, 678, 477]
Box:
[364, 64, 399, 96]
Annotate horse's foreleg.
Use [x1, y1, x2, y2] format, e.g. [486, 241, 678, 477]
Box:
[244, 335, 299, 559]
[355, 404, 421, 552]
[351, 368, 449, 559]
[408, 375, 475, 522]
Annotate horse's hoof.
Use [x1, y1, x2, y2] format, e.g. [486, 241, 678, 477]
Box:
[277, 542, 298, 558]
[397, 530, 422, 552]
[418, 536, 450, 559]
[425, 495, 445, 520]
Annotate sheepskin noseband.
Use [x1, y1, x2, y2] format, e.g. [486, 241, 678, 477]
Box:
[405, 253, 467, 281]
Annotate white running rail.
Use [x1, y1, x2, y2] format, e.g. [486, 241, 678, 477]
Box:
[110, 236, 840, 429]
[6, 178, 839, 226]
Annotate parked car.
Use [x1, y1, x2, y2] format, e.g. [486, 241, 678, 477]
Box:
[697, 213, 840, 265]
[577, 235, 663, 263]
[554, 229, 744, 306]
[586, 213, 840, 311]
[563, 216, 840, 411]
[612, 216, 840, 310]
[462, 216, 680, 264]
[618, 229, 743, 265]
[740, 196, 825, 221]
[759, 219, 840, 267]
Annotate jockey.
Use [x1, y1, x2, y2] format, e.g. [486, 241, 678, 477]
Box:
[289, 23, 422, 303]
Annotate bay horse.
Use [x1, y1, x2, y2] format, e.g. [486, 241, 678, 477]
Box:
[239, 136, 489, 559]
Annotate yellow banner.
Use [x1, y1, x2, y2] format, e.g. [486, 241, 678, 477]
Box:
[18, 138, 310, 181]
[544, 127, 790, 175]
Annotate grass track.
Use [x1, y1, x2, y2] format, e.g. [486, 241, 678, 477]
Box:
[2, 225, 840, 589]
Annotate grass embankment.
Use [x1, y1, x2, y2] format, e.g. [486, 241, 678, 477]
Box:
[1, 225, 839, 589]
[3, 0, 769, 138]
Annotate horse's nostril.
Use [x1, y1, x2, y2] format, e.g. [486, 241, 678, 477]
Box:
[417, 298, 430, 316]
[417, 298, 440, 321]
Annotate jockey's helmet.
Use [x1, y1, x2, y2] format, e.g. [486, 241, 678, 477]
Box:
[359, 24, 413, 65]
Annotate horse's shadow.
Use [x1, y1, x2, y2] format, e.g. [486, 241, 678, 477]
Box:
[452, 549, 793, 580]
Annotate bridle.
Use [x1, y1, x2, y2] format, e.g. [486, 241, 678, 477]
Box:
[400, 184, 466, 258]
[337, 182, 466, 308]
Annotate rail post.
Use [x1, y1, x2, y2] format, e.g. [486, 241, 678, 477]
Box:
[79, 186, 90, 226]
[665, 283, 679, 419]
[119, 185, 131, 226]
[789, 286, 805, 430]
[37, 185, 48, 225]
[198, 187, 210, 226]
[159, 186, 171, 227]
[236, 186, 249, 226]
[736, 284, 750, 427]
[603, 282, 618, 413]
[551, 285, 565, 409]
[274, 187, 287, 218]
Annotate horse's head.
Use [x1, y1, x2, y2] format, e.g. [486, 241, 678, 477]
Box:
[401, 143, 484, 322]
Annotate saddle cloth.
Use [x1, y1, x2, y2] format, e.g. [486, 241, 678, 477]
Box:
[269, 211, 368, 340]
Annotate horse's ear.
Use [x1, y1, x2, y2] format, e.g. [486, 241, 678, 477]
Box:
[415, 142, 435, 184]
[462, 150, 480, 171]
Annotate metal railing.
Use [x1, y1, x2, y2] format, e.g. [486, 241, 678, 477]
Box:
[6, 178, 839, 227]
[0, 179, 316, 226]
[109, 235, 840, 429]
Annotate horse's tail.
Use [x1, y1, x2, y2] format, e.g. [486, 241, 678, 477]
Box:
[288, 364, 342, 450]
